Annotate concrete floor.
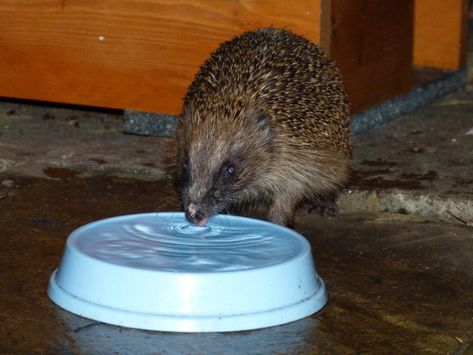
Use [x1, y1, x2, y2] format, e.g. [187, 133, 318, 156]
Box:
[1, 174, 473, 354]
[1, 41, 473, 355]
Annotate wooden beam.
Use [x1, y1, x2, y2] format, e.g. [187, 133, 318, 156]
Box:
[322, 0, 414, 113]
[0, 0, 320, 114]
[413, 0, 469, 69]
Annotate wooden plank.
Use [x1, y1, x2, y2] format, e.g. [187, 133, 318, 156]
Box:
[0, 0, 320, 114]
[413, 0, 469, 69]
[321, 0, 414, 113]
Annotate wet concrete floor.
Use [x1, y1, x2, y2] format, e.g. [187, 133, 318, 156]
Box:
[1, 174, 473, 353]
[2, 23, 473, 352]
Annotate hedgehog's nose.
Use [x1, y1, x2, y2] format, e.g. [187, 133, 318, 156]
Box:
[185, 203, 208, 226]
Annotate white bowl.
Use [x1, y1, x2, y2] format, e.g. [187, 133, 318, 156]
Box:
[48, 212, 327, 332]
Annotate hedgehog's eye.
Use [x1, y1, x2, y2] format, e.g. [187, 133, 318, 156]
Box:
[222, 163, 236, 178]
[182, 157, 189, 177]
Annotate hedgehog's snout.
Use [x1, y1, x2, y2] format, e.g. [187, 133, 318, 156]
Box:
[185, 202, 209, 227]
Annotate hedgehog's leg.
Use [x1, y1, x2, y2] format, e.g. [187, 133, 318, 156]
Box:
[308, 191, 338, 217]
[268, 193, 297, 227]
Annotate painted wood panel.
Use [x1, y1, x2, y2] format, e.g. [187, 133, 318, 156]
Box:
[413, 0, 469, 69]
[322, 0, 414, 113]
[0, 0, 321, 114]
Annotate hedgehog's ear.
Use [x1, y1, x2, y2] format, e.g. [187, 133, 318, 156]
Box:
[254, 111, 272, 140]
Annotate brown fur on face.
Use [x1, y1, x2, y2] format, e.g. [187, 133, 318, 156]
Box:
[175, 100, 274, 225]
[174, 28, 352, 226]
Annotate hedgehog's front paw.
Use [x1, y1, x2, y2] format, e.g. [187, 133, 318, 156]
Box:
[268, 195, 296, 227]
[308, 194, 338, 217]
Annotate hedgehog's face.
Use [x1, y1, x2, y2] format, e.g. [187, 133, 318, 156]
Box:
[176, 109, 272, 226]
[179, 150, 250, 226]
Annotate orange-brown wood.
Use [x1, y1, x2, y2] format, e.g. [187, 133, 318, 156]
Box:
[322, 0, 414, 113]
[3, 0, 464, 116]
[0, 0, 320, 114]
[413, 0, 469, 69]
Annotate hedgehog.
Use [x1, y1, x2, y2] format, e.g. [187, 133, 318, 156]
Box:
[174, 27, 351, 227]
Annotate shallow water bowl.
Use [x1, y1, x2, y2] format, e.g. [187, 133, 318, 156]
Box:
[47, 212, 327, 332]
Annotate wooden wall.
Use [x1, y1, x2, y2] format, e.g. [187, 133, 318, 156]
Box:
[0, 0, 469, 115]
[322, 0, 414, 113]
[413, 0, 469, 69]
[0, 0, 320, 114]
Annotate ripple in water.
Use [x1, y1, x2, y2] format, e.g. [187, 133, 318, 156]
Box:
[75, 213, 305, 272]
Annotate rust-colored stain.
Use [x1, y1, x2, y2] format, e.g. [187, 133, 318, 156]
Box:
[43, 167, 79, 180]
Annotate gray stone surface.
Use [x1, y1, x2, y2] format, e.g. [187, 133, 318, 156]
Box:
[347, 89, 473, 225]
[123, 109, 178, 137]
[0, 103, 168, 180]
[351, 69, 467, 136]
